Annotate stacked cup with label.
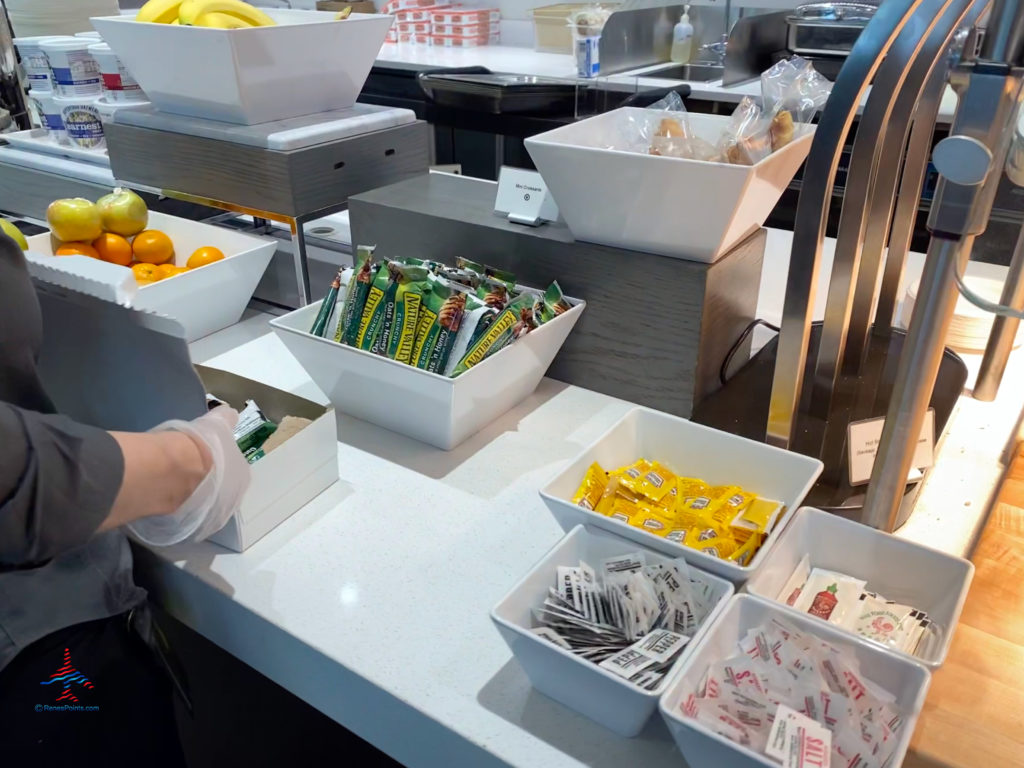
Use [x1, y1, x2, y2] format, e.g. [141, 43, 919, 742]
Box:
[41, 37, 105, 150]
[12, 35, 74, 144]
[88, 42, 149, 119]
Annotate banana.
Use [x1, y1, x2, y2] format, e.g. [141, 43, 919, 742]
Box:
[178, 0, 276, 27]
[136, 0, 184, 23]
[195, 11, 254, 28]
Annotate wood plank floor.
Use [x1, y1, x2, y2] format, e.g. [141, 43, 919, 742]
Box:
[907, 447, 1024, 768]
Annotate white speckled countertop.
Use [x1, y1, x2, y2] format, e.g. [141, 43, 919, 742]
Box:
[132, 227, 1023, 768]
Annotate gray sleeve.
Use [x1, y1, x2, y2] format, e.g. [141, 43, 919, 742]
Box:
[0, 403, 125, 567]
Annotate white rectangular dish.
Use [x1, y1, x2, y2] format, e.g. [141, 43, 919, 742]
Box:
[25, 210, 275, 342]
[491, 524, 734, 737]
[4, 128, 110, 165]
[270, 296, 584, 450]
[91, 10, 394, 124]
[539, 407, 823, 583]
[526, 109, 813, 263]
[744, 507, 974, 668]
[659, 594, 931, 768]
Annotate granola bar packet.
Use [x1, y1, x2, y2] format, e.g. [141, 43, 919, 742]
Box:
[355, 259, 399, 351]
[334, 245, 376, 345]
[448, 292, 536, 377]
[387, 266, 431, 364]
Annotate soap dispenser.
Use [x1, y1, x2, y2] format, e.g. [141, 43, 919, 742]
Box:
[670, 5, 694, 63]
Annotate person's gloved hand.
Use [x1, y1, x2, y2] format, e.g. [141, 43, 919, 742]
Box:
[127, 406, 251, 546]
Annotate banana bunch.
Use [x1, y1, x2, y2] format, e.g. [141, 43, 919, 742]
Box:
[135, 0, 277, 28]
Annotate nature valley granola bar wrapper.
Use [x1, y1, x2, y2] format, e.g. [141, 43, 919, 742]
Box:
[427, 289, 484, 374]
[447, 292, 532, 377]
[535, 281, 572, 326]
[334, 246, 376, 345]
[410, 276, 450, 368]
[386, 265, 431, 364]
[356, 260, 399, 352]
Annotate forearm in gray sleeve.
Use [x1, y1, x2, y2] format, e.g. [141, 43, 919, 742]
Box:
[0, 403, 125, 567]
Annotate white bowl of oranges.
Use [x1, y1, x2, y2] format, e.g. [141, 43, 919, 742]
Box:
[26, 189, 276, 342]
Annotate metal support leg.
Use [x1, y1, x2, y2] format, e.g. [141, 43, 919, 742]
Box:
[291, 219, 312, 306]
[862, 30, 1024, 529]
[973, 222, 1024, 399]
[862, 237, 972, 529]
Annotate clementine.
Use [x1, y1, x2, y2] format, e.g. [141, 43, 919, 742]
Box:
[186, 246, 225, 269]
[92, 232, 134, 266]
[131, 262, 163, 284]
[55, 242, 100, 259]
[132, 230, 174, 265]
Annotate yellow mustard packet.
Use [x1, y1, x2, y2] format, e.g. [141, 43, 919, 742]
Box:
[572, 462, 608, 511]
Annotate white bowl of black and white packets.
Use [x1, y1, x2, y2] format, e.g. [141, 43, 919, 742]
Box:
[490, 524, 733, 737]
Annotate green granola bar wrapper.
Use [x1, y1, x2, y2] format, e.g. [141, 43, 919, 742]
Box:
[387, 265, 431, 364]
[370, 262, 429, 357]
[535, 280, 572, 325]
[356, 261, 399, 352]
[334, 246, 375, 344]
[426, 290, 484, 374]
[411, 276, 451, 368]
[309, 267, 345, 337]
[449, 293, 535, 377]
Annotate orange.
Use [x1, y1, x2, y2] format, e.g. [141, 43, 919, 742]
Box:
[132, 229, 174, 265]
[156, 263, 186, 279]
[186, 245, 225, 269]
[131, 262, 163, 284]
[55, 242, 100, 259]
[92, 232, 134, 266]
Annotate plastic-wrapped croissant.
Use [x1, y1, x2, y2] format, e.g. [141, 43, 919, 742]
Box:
[770, 109, 795, 151]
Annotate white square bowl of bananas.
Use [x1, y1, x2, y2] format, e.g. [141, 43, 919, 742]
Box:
[92, 4, 394, 125]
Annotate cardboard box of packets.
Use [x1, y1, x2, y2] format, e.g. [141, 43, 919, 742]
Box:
[196, 365, 338, 552]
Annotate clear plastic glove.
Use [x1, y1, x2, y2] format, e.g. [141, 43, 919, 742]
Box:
[128, 406, 251, 546]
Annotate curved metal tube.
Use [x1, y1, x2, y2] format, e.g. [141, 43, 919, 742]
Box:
[809, 0, 963, 423]
[842, 0, 987, 373]
[767, 0, 926, 449]
[872, 64, 956, 333]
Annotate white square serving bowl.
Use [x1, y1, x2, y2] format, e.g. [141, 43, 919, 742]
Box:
[92, 10, 394, 124]
[525, 108, 813, 263]
[744, 507, 974, 668]
[270, 296, 584, 449]
[539, 407, 823, 583]
[490, 524, 734, 737]
[659, 594, 931, 768]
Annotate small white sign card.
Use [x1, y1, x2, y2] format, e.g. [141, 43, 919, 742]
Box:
[847, 408, 935, 486]
[494, 167, 559, 226]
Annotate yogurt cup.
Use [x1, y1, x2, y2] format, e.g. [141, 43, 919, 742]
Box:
[55, 94, 105, 149]
[75, 32, 104, 40]
[41, 38, 102, 98]
[29, 89, 67, 144]
[13, 35, 74, 93]
[88, 42, 144, 103]
[95, 94, 151, 123]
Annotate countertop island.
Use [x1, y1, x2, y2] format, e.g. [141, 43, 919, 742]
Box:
[134, 227, 1023, 768]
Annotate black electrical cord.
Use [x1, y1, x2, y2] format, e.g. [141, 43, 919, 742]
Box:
[719, 319, 780, 387]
